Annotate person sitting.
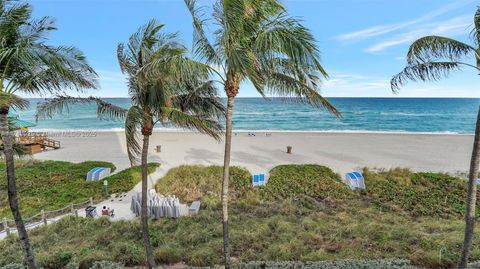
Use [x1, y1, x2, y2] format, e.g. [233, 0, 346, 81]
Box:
[101, 206, 109, 216]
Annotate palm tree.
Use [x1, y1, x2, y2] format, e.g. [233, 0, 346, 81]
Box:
[184, 0, 340, 267]
[0, 1, 97, 268]
[391, 7, 480, 268]
[36, 20, 224, 269]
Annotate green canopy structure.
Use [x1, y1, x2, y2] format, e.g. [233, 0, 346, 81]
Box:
[8, 115, 36, 130]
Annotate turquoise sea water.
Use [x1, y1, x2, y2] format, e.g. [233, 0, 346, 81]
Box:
[12, 98, 480, 134]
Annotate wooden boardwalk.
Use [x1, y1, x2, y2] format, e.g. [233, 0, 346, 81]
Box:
[19, 134, 60, 149]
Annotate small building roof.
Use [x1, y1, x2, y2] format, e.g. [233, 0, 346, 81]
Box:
[9, 116, 36, 129]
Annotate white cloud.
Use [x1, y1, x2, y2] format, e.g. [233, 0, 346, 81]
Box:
[323, 72, 390, 95]
[336, 0, 474, 42]
[97, 70, 125, 82]
[95, 69, 129, 97]
[366, 15, 471, 53]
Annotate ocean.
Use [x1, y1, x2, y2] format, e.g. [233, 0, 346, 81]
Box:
[12, 98, 480, 134]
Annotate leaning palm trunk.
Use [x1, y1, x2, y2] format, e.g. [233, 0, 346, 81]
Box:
[221, 95, 235, 268]
[0, 109, 37, 269]
[140, 132, 156, 268]
[459, 106, 480, 268]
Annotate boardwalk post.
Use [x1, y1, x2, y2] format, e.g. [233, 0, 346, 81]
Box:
[41, 210, 47, 226]
[70, 204, 74, 214]
[89, 197, 93, 206]
[2, 218, 9, 235]
[75, 209, 78, 217]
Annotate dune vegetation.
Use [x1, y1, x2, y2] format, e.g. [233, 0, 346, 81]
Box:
[1, 164, 480, 268]
[0, 160, 159, 219]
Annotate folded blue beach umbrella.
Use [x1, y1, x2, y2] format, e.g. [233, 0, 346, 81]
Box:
[345, 172, 365, 190]
[252, 175, 259, 186]
[259, 174, 265, 186]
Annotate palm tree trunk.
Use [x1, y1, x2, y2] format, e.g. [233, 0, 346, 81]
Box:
[0, 109, 37, 269]
[221, 95, 235, 269]
[459, 106, 480, 269]
[140, 134, 156, 269]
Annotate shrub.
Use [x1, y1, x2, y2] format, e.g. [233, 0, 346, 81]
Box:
[155, 165, 252, 203]
[261, 164, 353, 201]
[107, 163, 159, 194]
[38, 250, 73, 269]
[187, 245, 222, 267]
[0, 161, 159, 219]
[89, 261, 124, 269]
[230, 259, 417, 269]
[0, 264, 25, 269]
[78, 251, 111, 269]
[154, 245, 182, 264]
[362, 168, 480, 218]
[111, 241, 144, 266]
[4, 165, 480, 269]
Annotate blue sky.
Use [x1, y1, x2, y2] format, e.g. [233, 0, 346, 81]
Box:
[29, 0, 479, 98]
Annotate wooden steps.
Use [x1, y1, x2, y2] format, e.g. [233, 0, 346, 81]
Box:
[18, 134, 61, 152]
[37, 138, 60, 149]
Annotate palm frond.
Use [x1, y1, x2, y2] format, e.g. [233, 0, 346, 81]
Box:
[161, 106, 222, 140]
[0, 93, 28, 110]
[0, 4, 98, 96]
[391, 61, 462, 92]
[265, 72, 340, 117]
[254, 13, 327, 78]
[473, 7, 480, 46]
[173, 80, 225, 120]
[184, 0, 223, 67]
[407, 36, 476, 64]
[0, 1, 31, 35]
[35, 96, 126, 121]
[125, 105, 143, 165]
[184, 0, 332, 117]
[0, 142, 28, 157]
[117, 18, 225, 147]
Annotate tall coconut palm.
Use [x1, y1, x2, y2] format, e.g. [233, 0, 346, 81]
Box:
[391, 7, 480, 268]
[36, 20, 224, 269]
[184, 0, 339, 267]
[0, 1, 97, 268]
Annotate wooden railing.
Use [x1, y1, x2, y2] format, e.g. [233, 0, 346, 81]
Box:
[1, 198, 93, 236]
[38, 138, 60, 149]
[18, 133, 60, 149]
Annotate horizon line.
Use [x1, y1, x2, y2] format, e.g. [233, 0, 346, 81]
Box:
[22, 96, 480, 99]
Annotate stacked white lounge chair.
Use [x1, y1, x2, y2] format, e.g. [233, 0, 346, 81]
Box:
[130, 191, 181, 219]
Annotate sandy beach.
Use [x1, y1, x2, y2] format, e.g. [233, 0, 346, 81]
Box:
[34, 131, 473, 178]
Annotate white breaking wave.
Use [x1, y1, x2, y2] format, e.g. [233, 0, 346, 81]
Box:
[29, 127, 468, 135]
